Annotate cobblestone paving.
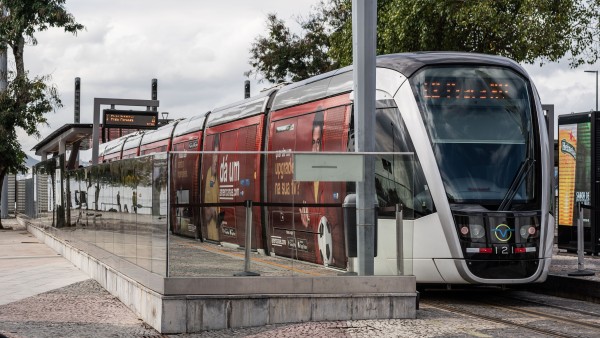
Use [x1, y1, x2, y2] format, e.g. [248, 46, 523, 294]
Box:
[0, 279, 160, 338]
[170, 307, 509, 338]
[0, 277, 512, 338]
[0, 279, 596, 338]
[5, 281, 598, 338]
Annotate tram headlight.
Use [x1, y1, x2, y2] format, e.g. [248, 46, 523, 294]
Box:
[459, 223, 485, 240]
[469, 224, 485, 239]
[519, 225, 538, 239]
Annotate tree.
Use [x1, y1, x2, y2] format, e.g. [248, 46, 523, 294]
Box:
[246, 13, 336, 84]
[248, 0, 600, 83]
[0, 0, 83, 228]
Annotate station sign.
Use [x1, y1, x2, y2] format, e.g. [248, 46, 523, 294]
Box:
[103, 109, 158, 129]
[293, 153, 364, 182]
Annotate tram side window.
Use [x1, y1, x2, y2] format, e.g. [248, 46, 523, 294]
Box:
[374, 107, 434, 219]
[172, 142, 186, 151]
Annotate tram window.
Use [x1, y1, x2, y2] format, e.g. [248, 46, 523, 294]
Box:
[374, 107, 434, 219]
[172, 142, 186, 151]
[412, 66, 537, 207]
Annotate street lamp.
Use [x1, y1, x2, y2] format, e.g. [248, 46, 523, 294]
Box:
[584, 70, 598, 112]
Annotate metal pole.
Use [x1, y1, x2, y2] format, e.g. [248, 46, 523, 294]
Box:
[244, 80, 250, 99]
[568, 202, 595, 276]
[234, 200, 260, 276]
[1, 176, 7, 219]
[353, 0, 377, 276]
[74, 77, 81, 123]
[92, 99, 100, 165]
[151, 79, 158, 112]
[577, 202, 585, 271]
[0, 7, 6, 93]
[396, 204, 403, 275]
[244, 200, 252, 271]
[585, 70, 598, 112]
[166, 151, 171, 277]
[0, 7, 7, 219]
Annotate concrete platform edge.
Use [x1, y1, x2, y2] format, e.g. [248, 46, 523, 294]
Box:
[23, 220, 164, 332]
[20, 218, 417, 333]
[523, 274, 600, 304]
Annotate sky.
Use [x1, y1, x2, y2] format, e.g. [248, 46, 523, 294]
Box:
[14, 0, 600, 160]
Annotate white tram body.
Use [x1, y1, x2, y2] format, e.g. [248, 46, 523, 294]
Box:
[364, 53, 553, 284]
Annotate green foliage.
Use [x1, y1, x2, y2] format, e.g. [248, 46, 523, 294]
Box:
[0, 0, 84, 75]
[0, 73, 61, 175]
[249, 0, 600, 83]
[0, 1, 83, 225]
[247, 13, 337, 83]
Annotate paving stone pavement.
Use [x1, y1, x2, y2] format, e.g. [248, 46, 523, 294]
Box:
[0, 220, 91, 306]
[0, 219, 160, 338]
[0, 279, 161, 338]
[170, 315, 506, 338]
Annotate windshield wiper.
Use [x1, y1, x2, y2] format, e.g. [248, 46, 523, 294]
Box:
[498, 157, 535, 211]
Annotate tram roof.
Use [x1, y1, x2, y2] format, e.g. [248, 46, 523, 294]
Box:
[270, 52, 528, 111]
[123, 132, 144, 151]
[140, 121, 178, 145]
[376, 52, 527, 78]
[173, 113, 209, 138]
[206, 52, 528, 119]
[206, 88, 278, 127]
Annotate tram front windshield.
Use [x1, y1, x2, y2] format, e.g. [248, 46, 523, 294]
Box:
[412, 66, 536, 208]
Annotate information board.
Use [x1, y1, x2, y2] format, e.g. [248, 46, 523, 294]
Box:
[557, 112, 598, 254]
[103, 109, 158, 129]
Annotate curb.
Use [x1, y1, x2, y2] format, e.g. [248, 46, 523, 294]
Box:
[522, 274, 600, 304]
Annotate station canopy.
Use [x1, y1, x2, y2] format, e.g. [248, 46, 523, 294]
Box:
[31, 123, 93, 158]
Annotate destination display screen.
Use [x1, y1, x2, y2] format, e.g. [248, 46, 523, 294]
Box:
[103, 109, 158, 129]
[421, 80, 513, 100]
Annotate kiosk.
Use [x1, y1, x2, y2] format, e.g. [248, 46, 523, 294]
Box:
[557, 112, 600, 254]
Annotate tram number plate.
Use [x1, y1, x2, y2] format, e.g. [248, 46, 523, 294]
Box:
[495, 245, 510, 255]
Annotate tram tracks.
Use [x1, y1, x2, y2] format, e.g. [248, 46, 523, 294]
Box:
[421, 290, 600, 337]
[422, 299, 572, 337]
[499, 293, 600, 325]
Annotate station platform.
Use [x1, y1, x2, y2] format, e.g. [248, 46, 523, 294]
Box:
[6, 216, 417, 334]
[530, 247, 600, 303]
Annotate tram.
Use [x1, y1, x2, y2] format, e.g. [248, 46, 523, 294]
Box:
[97, 52, 554, 284]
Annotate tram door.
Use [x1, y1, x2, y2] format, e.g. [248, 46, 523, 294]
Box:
[170, 135, 202, 239]
[267, 96, 351, 268]
[202, 119, 265, 250]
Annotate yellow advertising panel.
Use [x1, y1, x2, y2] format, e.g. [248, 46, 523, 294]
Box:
[558, 124, 577, 226]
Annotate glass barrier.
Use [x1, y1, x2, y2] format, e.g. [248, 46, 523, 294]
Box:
[167, 151, 415, 278]
[34, 155, 65, 227]
[27, 151, 417, 280]
[32, 154, 169, 277]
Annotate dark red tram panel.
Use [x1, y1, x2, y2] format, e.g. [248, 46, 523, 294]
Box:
[267, 93, 351, 268]
[201, 114, 265, 250]
[170, 115, 206, 238]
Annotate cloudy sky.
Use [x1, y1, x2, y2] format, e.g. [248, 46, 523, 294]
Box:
[15, 0, 600, 159]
